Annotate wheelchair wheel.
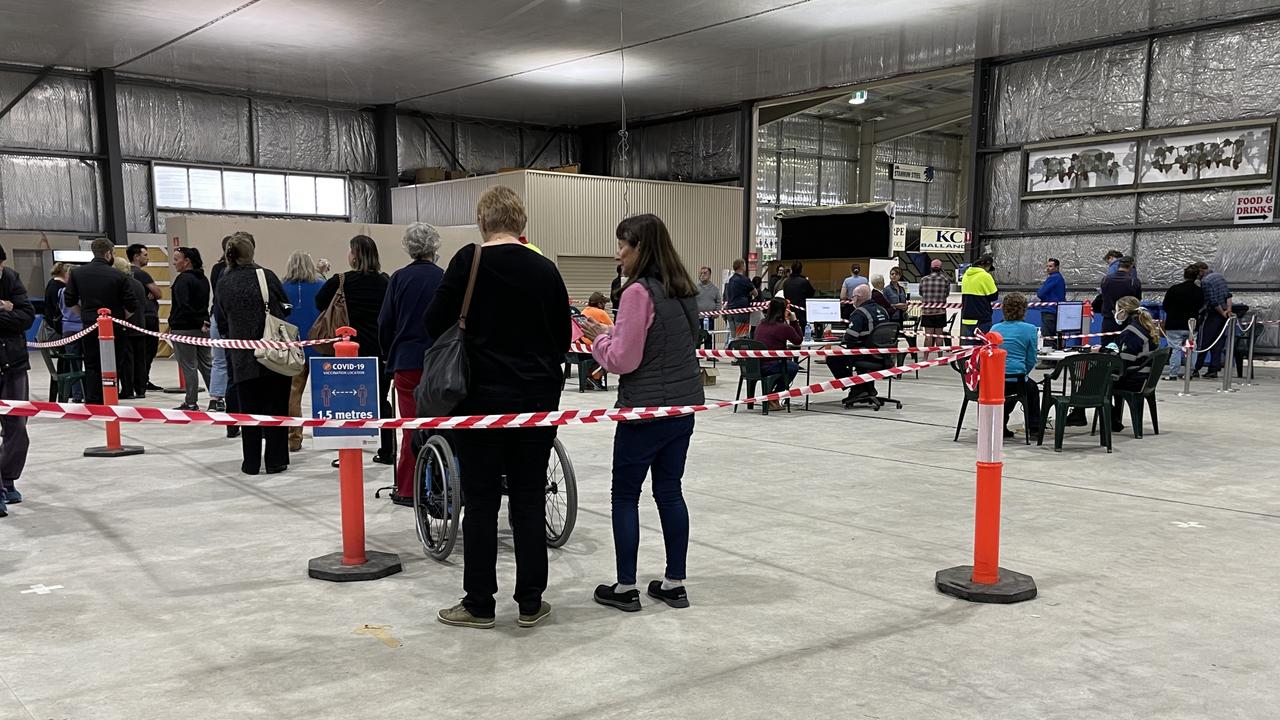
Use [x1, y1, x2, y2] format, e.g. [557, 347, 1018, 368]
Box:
[544, 437, 577, 548]
[414, 435, 461, 561]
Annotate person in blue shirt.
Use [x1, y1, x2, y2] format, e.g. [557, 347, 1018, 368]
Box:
[281, 250, 326, 452]
[1036, 258, 1066, 348]
[379, 223, 445, 505]
[989, 292, 1041, 439]
[724, 258, 757, 338]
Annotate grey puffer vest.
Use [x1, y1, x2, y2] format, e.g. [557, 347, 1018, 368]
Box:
[617, 277, 706, 408]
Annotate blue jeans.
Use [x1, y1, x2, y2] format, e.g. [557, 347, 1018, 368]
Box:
[209, 315, 228, 398]
[1164, 330, 1189, 377]
[761, 359, 799, 389]
[611, 415, 694, 585]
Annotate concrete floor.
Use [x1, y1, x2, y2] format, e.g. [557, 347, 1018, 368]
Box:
[3, 355, 1279, 720]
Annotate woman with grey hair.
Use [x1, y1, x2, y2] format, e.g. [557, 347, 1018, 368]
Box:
[377, 222, 445, 504]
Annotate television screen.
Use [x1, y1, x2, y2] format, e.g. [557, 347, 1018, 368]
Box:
[778, 211, 891, 259]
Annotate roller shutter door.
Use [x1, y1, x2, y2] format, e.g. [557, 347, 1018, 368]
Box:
[555, 255, 617, 304]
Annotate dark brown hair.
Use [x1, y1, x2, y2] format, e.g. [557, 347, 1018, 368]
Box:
[617, 214, 697, 299]
[764, 296, 789, 324]
[349, 234, 381, 273]
[1002, 292, 1028, 321]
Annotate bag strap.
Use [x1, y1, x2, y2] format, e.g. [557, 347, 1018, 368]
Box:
[336, 270, 346, 299]
[256, 268, 269, 311]
[458, 245, 483, 331]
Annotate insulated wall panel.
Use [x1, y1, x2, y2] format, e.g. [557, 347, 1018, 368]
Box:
[349, 179, 379, 223]
[902, 16, 977, 72]
[1021, 194, 1136, 230]
[984, 233, 1128, 286]
[396, 115, 453, 173]
[995, 0, 1149, 56]
[1231, 291, 1280, 349]
[122, 162, 152, 233]
[991, 43, 1147, 145]
[456, 123, 521, 175]
[1135, 226, 1280, 287]
[0, 71, 97, 154]
[1148, 20, 1280, 127]
[0, 155, 101, 231]
[1152, 0, 1280, 24]
[1136, 187, 1251, 224]
[984, 151, 1021, 231]
[118, 84, 250, 165]
[253, 101, 376, 173]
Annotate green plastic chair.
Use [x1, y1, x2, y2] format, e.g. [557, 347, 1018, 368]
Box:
[1103, 346, 1171, 440]
[36, 325, 85, 403]
[728, 338, 789, 415]
[1037, 354, 1122, 453]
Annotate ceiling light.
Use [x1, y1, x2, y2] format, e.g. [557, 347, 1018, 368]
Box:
[848, 90, 868, 105]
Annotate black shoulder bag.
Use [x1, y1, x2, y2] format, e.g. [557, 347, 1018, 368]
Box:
[415, 246, 482, 417]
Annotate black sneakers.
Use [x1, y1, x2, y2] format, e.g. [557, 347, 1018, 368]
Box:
[593, 584, 642, 612]
[647, 581, 690, 609]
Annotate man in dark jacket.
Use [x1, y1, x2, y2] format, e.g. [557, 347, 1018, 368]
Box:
[63, 238, 139, 404]
[0, 244, 36, 517]
[725, 258, 757, 337]
[127, 244, 163, 391]
[1099, 256, 1141, 334]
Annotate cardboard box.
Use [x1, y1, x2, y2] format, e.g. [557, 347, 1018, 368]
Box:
[701, 367, 718, 386]
[550, 164, 581, 174]
[413, 167, 449, 184]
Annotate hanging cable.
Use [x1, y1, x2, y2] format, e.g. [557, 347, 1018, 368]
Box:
[616, 0, 632, 217]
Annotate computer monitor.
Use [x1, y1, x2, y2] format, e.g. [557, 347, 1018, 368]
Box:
[806, 299, 842, 323]
[1055, 301, 1084, 334]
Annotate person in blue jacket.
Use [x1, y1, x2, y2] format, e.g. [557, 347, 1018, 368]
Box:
[989, 293, 1041, 439]
[1036, 257, 1066, 348]
[1105, 296, 1158, 432]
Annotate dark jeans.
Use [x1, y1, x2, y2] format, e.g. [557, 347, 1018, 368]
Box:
[235, 371, 291, 472]
[761, 359, 800, 389]
[961, 322, 991, 345]
[1003, 376, 1041, 434]
[827, 356, 878, 397]
[378, 360, 395, 460]
[1195, 313, 1228, 373]
[611, 415, 694, 585]
[0, 370, 30, 487]
[455, 427, 556, 617]
[83, 334, 134, 403]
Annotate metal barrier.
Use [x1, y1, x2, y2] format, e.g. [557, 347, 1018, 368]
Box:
[1219, 316, 1238, 394]
[1178, 317, 1196, 398]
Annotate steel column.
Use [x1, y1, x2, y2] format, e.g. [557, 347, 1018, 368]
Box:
[373, 103, 397, 224]
[92, 69, 128, 244]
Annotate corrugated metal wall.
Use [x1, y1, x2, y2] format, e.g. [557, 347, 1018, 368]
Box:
[394, 171, 742, 278]
[981, 17, 1280, 349]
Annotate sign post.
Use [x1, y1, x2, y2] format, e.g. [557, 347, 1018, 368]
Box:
[891, 223, 907, 253]
[307, 327, 402, 582]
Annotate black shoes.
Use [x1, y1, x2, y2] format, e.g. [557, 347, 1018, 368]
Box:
[1003, 428, 1016, 439]
[647, 581, 690, 609]
[1065, 412, 1089, 427]
[145, 382, 164, 391]
[390, 493, 414, 507]
[594, 584, 642, 612]
[372, 452, 395, 466]
[174, 402, 199, 411]
[1203, 371, 1219, 379]
[265, 465, 288, 474]
[208, 398, 227, 412]
[227, 427, 241, 439]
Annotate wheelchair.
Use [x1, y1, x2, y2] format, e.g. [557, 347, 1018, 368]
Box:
[413, 431, 578, 561]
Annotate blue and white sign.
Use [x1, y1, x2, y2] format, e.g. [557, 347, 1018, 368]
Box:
[310, 356, 380, 449]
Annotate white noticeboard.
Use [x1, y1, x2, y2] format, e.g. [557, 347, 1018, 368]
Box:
[1233, 192, 1274, 224]
[920, 226, 969, 254]
[891, 223, 907, 253]
[806, 299, 842, 323]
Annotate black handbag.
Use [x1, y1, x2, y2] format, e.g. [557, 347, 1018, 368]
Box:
[415, 246, 482, 417]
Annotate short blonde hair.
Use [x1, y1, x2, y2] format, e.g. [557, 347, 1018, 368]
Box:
[476, 185, 527, 237]
[112, 257, 131, 275]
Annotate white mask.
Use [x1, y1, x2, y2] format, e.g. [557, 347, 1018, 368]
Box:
[1114, 310, 1127, 323]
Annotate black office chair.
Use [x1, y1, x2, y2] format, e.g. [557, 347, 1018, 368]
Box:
[842, 322, 902, 411]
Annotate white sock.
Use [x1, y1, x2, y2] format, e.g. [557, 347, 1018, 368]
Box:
[614, 583, 637, 593]
[661, 578, 683, 591]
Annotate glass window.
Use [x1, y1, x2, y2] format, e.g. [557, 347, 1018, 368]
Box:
[315, 177, 347, 216]
[153, 166, 190, 208]
[223, 171, 256, 211]
[187, 168, 223, 210]
[287, 175, 317, 215]
[255, 173, 287, 213]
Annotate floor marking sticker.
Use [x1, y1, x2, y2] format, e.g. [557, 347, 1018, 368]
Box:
[20, 584, 64, 595]
[354, 624, 402, 648]
[1170, 521, 1206, 528]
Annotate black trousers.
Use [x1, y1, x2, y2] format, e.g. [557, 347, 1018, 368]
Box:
[125, 332, 146, 397]
[1003, 377, 1041, 433]
[143, 316, 160, 385]
[1195, 313, 1227, 373]
[235, 372, 291, 473]
[454, 427, 556, 617]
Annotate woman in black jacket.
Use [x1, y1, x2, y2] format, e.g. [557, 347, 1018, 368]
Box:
[316, 235, 394, 465]
[214, 233, 292, 475]
[427, 186, 570, 630]
[169, 247, 212, 411]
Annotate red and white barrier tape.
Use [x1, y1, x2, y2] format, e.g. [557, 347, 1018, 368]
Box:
[26, 325, 97, 349]
[568, 341, 964, 358]
[699, 302, 770, 319]
[904, 300, 1061, 310]
[110, 317, 341, 350]
[0, 349, 977, 429]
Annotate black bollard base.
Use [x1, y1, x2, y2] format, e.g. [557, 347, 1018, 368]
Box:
[935, 565, 1037, 604]
[84, 445, 145, 458]
[308, 550, 403, 582]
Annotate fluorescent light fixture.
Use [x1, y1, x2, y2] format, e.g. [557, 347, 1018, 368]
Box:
[848, 90, 868, 105]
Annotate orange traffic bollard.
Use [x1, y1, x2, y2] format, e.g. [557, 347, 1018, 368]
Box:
[935, 331, 1036, 603]
[84, 309, 144, 457]
[308, 326, 402, 582]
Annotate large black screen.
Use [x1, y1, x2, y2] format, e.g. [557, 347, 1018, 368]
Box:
[778, 211, 892, 260]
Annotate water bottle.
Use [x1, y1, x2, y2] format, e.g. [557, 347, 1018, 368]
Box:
[804, 323, 813, 343]
[702, 317, 710, 332]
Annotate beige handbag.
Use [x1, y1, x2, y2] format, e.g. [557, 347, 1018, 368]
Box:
[310, 272, 348, 356]
[253, 269, 305, 377]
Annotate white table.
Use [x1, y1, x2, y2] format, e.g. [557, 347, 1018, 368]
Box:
[794, 339, 839, 409]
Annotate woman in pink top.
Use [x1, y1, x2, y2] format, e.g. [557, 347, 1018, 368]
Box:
[579, 214, 703, 614]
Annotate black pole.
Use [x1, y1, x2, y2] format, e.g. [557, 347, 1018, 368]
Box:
[373, 104, 398, 224]
[965, 59, 993, 263]
[737, 100, 754, 262]
[93, 69, 128, 245]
